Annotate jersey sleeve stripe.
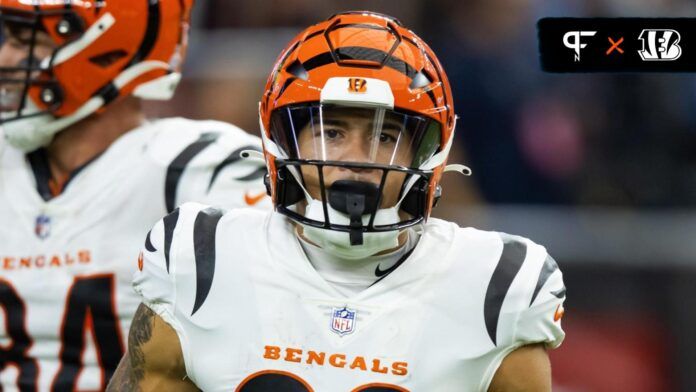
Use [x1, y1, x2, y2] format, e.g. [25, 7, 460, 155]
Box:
[165, 132, 221, 213]
[144, 230, 157, 252]
[191, 207, 225, 316]
[234, 166, 267, 182]
[529, 255, 559, 307]
[551, 286, 566, 299]
[207, 145, 263, 190]
[484, 235, 528, 346]
[162, 207, 180, 273]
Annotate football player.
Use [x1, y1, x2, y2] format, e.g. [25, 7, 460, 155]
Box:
[0, 1, 268, 391]
[112, 11, 566, 391]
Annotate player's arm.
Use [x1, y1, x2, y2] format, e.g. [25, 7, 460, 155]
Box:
[107, 304, 198, 392]
[487, 344, 551, 392]
[486, 241, 565, 391]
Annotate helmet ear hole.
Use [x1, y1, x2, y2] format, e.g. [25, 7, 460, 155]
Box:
[39, 85, 63, 107]
[55, 13, 84, 38]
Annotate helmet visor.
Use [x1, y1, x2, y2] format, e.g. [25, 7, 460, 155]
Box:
[270, 104, 441, 169]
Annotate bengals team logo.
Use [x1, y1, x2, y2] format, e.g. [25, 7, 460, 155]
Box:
[638, 29, 682, 61]
[348, 78, 367, 93]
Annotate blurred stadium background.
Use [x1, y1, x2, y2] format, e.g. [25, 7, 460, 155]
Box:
[145, 0, 696, 390]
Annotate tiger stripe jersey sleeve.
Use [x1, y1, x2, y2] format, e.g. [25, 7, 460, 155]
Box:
[132, 207, 182, 327]
[132, 202, 231, 380]
[132, 203, 213, 327]
[488, 234, 566, 350]
[145, 118, 270, 212]
[515, 250, 566, 349]
[479, 234, 566, 391]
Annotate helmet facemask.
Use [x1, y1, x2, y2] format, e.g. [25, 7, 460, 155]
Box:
[268, 103, 442, 259]
[0, 9, 64, 150]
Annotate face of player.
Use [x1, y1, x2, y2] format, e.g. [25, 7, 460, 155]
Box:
[296, 107, 414, 209]
[0, 19, 55, 112]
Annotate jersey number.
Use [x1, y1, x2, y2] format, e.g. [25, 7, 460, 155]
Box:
[0, 275, 124, 392]
[236, 370, 409, 392]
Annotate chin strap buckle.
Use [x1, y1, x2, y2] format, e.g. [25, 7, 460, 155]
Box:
[345, 193, 366, 246]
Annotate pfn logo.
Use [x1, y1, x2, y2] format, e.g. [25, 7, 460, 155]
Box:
[638, 29, 682, 61]
[563, 31, 597, 61]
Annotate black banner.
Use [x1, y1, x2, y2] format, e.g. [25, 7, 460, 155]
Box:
[538, 18, 696, 72]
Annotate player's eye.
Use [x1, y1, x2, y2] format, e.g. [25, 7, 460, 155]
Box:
[314, 127, 343, 140]
[376, 132, 398, 144]
[3, 26, 32, 48]
[325, 128, 341, 139]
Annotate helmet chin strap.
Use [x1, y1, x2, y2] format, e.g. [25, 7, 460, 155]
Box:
[3, 60, 175, 152]
[3, 95, 104, 152]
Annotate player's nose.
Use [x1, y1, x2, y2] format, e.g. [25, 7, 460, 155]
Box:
[338, 134, 373, 163]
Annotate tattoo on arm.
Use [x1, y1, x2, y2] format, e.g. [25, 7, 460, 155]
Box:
[129, 304, 155, 381]
[106, 304, 155, 391]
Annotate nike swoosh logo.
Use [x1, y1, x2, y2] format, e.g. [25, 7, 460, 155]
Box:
[244, 191, 267, 206]
[373, 247, 416, 278]
[375, 262, 400, 277]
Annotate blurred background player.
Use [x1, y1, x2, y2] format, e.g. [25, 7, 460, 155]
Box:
[0, 0, 268, 390]
[111, 11, 566, 391]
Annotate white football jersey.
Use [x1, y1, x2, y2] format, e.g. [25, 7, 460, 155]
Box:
[0, 118, 270, 391]
[134, 203, 566, 392]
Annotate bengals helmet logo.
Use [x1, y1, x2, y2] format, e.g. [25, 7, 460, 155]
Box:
[348, 78, 367, 93]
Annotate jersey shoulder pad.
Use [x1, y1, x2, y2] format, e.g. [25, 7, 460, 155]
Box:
[132, 202, 231, 323]
[480, 232, 566, 350]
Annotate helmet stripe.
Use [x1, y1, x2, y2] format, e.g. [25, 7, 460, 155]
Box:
[303, 46, 417, 79]
[124, 0, 160, 68]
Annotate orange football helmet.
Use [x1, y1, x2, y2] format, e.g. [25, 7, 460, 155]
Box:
[0, 0, 194, 151]
[258, 11, 465, 255]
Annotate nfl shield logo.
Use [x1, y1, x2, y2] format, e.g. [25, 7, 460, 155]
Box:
[330, 306, 356, 336]
[35, 214, 51, 240]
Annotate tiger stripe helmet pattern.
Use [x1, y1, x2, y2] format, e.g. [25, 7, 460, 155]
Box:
[259, 11, 455, 220]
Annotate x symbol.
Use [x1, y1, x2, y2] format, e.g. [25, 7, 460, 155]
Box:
[606, 37, 624, 55]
